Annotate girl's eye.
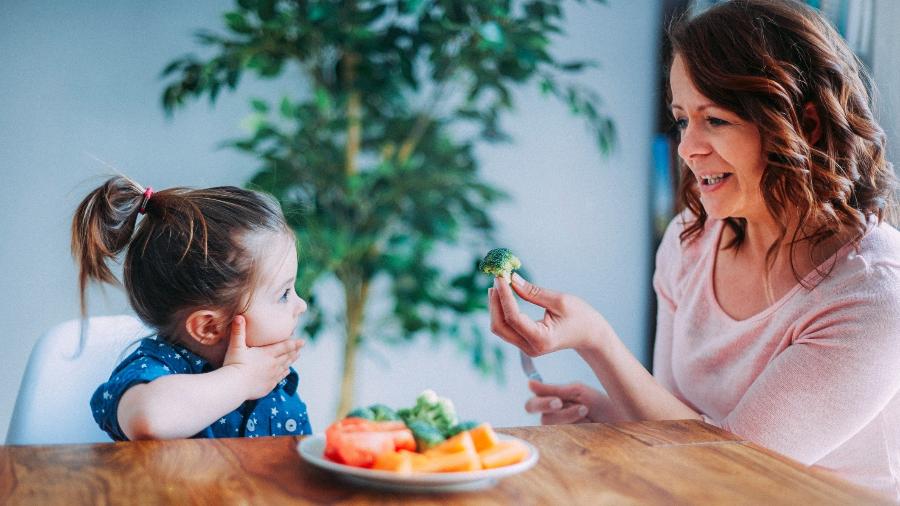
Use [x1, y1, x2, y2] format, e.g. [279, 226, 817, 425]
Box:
[279, 289, 290, 302]
[707, 117, 729, 126]
[674, 118, 688, 131]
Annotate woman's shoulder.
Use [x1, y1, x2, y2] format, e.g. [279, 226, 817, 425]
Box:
[657, 209, 719, 263]
[848, 220, 900, 285]
[654, 209, 720, 295]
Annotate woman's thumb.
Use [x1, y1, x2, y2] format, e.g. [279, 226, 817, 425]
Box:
[511, 273, 563, 310]
[228, 315, 246, 349]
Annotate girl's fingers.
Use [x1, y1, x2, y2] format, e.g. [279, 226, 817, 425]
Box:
[227, 315, 247, 350]
[265, 338, 303, 357]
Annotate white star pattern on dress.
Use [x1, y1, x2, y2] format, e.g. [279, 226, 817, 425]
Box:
[195, 360, 202, 366]
[102, 391, 111, 400]
[271, 407, 278, 416]
[219, 418, 226, 424]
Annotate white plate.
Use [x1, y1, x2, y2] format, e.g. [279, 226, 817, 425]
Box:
[297, 434, 539, 493]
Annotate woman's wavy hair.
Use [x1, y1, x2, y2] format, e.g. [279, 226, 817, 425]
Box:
[72, 175, 291, 342]
[668, 0, 897, 283]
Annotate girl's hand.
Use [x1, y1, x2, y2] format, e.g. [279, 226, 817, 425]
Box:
[525, 380, 626, 424]
[222, 316, 304, 400]
[489, 273, 610, 356]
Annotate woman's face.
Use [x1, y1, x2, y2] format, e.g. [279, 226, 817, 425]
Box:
[670, 54, 769, 222]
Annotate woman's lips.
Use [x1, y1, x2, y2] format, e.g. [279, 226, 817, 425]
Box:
[698, 173, 732, 193]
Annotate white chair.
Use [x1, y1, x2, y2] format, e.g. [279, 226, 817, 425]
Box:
[6, 315, 152, 445]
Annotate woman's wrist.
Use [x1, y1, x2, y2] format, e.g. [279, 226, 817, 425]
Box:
[575, 312, 614, 355]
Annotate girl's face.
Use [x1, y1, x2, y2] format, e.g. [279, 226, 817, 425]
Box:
[241, 232, 307, 347]
[669, 54, 769, 222]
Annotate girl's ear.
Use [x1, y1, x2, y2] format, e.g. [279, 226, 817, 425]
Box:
[184, 309, 228, 345]
[801, 101, 822, 145]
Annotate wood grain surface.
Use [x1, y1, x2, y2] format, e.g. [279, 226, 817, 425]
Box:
[0, 420, 891, 505]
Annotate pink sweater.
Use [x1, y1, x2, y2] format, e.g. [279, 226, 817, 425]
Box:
[652, 212, 900, 500]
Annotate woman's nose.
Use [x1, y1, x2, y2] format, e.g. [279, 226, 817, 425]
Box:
[677, 122, 711, 161]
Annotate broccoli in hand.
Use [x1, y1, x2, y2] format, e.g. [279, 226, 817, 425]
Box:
[478, 248, 521, 281]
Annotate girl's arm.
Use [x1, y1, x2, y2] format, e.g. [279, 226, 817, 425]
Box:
[118, 316, 303, 440]
[118, 366, 249, 440]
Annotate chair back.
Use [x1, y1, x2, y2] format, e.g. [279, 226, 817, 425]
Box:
[6, 315, 151, 445]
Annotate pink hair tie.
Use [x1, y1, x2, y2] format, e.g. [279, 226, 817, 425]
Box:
[139, 187, 154, 215]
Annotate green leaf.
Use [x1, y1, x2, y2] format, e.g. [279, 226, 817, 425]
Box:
[224, 12, 253, 34]
[250, 98, 269, 112]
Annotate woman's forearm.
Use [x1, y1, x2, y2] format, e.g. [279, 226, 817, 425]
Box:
[576, 325, 701, 421]
[117, 366, 249, 440]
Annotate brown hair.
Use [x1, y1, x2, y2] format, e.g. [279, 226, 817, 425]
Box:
[668, 0, 897, 282]
[71, 175, 291, 341]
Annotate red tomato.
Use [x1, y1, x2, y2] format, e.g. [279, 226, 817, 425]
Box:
[324, 418, 416, 468]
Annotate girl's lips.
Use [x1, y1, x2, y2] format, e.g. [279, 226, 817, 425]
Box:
[698, 173, 732, 193]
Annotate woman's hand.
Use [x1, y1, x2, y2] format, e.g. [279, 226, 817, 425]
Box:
[525, 380, 627, 424]
[489, 273, 610, 356]
[222, 316, 304, 400]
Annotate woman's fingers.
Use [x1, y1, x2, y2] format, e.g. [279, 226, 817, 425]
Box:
[489, 287, 534, 354]
[541, 404, 590, 425]
[511, 273, 565, 312]
[493, 277, 549, 349]
[528, 380, 582, 400]
[524, 395, 564, 414]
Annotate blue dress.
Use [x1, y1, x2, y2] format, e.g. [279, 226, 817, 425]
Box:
[90, 337, 312, 441]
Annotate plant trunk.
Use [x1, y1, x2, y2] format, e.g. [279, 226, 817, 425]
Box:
[336, 277, 369, 418]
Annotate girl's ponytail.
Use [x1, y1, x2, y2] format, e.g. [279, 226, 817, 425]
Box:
[71, 176, 146, 316]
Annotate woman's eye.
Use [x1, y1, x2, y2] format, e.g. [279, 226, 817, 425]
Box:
[674, 118, 688, 130]
[707, 117, 729, 126]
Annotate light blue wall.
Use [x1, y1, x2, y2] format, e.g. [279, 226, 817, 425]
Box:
[0, 1, 661, 436]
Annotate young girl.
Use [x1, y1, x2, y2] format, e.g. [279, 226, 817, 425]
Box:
[74, 176, 312, 440]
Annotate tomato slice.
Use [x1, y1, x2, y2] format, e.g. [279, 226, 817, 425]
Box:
[324, 419, 415, 468]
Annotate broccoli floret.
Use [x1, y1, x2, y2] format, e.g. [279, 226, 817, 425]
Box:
[407, 420, 446, 451]
[369, 404, 400, 421]
[345, 406, 375, 420]
[398, 389, 460, 437]
[478, 248, 522, 280]
[446, 420, 480, 437]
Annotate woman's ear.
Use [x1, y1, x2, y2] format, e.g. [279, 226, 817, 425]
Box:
[184, 309, 228, 345]
[801, 102, 822, 145]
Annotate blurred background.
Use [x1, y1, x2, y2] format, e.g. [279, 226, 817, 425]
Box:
[0, 0, 896, 439]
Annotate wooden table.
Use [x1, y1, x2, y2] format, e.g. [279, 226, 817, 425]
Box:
[0, 420, 890, 505]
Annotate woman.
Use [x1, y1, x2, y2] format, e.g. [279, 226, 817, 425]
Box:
[489, 0, 900, 498]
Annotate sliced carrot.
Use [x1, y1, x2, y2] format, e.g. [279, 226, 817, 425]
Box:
[478, 440, 529, 469]
[425, 431, 476, 455]
[468, 423, 499, 452]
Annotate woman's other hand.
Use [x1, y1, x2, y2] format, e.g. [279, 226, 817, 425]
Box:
[525, 380, 626, 424]
[489, 273, 609, 356]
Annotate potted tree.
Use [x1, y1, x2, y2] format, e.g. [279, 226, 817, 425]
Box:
[161, 0, 613, 416]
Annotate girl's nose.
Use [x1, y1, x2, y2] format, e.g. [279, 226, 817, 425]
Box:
[677, 123, 711, 161]
[294, 296, 308, 316]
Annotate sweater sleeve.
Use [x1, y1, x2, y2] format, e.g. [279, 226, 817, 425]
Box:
[651, 215, 686, 389]
[715, 262, 900, 464]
